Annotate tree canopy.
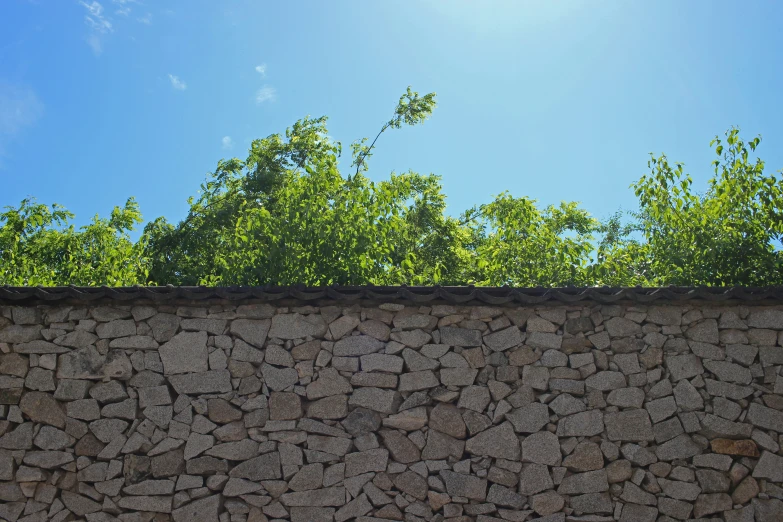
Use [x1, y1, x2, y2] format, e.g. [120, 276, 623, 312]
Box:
[2, 88, 782, 287]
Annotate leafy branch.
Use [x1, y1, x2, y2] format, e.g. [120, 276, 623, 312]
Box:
[351, 86, 437, 177]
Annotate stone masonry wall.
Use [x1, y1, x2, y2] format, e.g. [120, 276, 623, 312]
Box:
[2, 300, 783, 522]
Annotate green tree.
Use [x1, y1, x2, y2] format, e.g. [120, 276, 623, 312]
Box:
[142, 87, 461, 286]
[1, 89, 781, 288]
[465, 195, 599, 286]
[599, 128, 783, 286]
[142, 115, 342, 285]
[0, 198, 146, 286]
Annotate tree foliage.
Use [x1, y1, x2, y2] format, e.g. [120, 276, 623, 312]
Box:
[596, 129, 783, 286]
[2, 88, 781, 288]
[0, 198, 146, 286]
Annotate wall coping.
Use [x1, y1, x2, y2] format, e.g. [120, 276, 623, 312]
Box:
[2, 285, 783, 306]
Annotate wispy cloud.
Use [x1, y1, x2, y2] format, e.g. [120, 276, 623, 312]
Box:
[79, 1, 147, 53]
[253, 66, 275, 106]
[79, 1, 113, 55]
[255, 86, 276, 104]
[0, 83, 44, 160]
[81, 1, 111, 31]
[112, 0, 134, 16]
[168, 74, 187, 91]
[222, 136, 233, 149]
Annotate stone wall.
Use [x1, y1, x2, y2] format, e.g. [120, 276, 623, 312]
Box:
[1, 299, 783, 522]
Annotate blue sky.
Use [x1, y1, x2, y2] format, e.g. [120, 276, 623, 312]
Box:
[1, 0, 782, 232]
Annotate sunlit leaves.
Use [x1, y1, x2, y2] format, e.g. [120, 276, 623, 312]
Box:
[1, 92, 779, 291]
[609, 127, 783, 286]
[351, 86, 437, 176]
[467, 194, 599, 286]
[0, 198, 146, 286]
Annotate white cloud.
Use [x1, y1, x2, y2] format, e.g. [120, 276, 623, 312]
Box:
[79, 1, 146, 54]
[168, 74, 187, 91]
[222, 136, 233, 149]
[80, 1, 112, 33]
[112, 0, 134, 15]
[79, 1, 112, 55]
[255, 86, 276, 104]
[255, 64, 267, 76]
[0, 83, 44, 159]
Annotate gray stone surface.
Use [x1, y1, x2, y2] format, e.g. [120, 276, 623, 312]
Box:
[549, 392, 587, 415]
[519, 462, 554, 495]
[159, 331, 209, 375]
[230, 318, 271, 347]
[261, 363, 299, 391]
[169, 369, 232, 394]
[466, 422, 520, 460]
[349, 387, 398, 414]
[231, 339, 264, 363]
[56, 346, 107, 380]
[1, 300, 783, 521]
[172, 494, 221, 522]
[705, 378, 753, 399]
[229, 451, 281, 480]
[693, 492, 732, 518]
[440, 470, 487, 500]
[562, 441, 603, 472]
[557, 410, 604, 437]
[521, 431, 561, 466]
[618, 503, 658, 522]
[747, 403, 783, 433]
[484, 326, 523, 351]
[686, 318, 720, 343]
[440, 367, 479, 386]
[440, 327, 482, 347]
[308, 394, 349, 419]
[585, 371, 626, 390]
[748, 309, 783, 328]
[557, 469, 609, 494]
[61, 491, 102, 516]
[398, 370, 440, 391]
[656, 433, 702, 461]
[527, 331, 562, 350]
[753, 451, 783, 482]
[429, 402, 466, 438]
[704, 359, 752, 384]
[23, 450, 74, 468]
[19, 391, 66, 428]
[360, 353, 403, 373]
[280, 486, 347, 507]
[605, 317, 642, 337]
[33, 426, 75, 450]
[645, 396, 677, 423]
[606, 387, 645, 408]
[666, 353, 704, 381]
[334, 335, 385, 356]
[379, 429, 420, 463]
[345, 448, 388, 476]
[506, 402, 550, 433]
[522, 365, 550, 390]
[96, 319, 136, 339]
[307, 368, 353, 399]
